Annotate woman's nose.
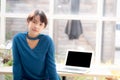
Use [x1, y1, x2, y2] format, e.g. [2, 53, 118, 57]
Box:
[34, 24, 39, 28]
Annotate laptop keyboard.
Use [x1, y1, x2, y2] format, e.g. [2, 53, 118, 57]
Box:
[57, 64, 89, 73]
[63, 67, 86, 71]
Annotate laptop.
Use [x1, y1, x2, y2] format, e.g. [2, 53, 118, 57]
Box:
[57, 50, 93, 73]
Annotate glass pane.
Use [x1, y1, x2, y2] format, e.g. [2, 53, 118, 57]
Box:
[102, 21, 115, 63]
[54, 0, 97, 15]
[115, 22, 120, 64]
[6, 0, 50, 14]
[53, 19, 96, 63]
[6, 18, 27, 40]
[0, 0, 1, 12]
[0, 17, 1, 28]
[103, 0, 116, 16]
[6, 18, 49, 41]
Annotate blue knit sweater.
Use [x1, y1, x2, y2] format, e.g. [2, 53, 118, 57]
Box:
[12, 32, 59, 80]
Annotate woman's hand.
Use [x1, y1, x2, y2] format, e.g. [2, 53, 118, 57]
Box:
[106, 77, 118, 80]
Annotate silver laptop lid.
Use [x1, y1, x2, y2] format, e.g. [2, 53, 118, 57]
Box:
[65, 50, 92, 68]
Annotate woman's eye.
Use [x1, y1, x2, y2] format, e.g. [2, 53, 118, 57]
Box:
[33, 21, 36, 23]
[39, 23, 42, 26]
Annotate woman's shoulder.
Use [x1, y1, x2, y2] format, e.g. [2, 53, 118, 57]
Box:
[40, 34, 51, 39]
[40, 34, 53, 42]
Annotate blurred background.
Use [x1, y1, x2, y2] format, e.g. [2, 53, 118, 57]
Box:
[0, 0, 120, 80]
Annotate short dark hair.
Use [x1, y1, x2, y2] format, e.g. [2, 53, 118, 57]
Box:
[27, 10, 48, 28]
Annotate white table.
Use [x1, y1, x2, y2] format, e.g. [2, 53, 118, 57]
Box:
[0, 65, 120, 80]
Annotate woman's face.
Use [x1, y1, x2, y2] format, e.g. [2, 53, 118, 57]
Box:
[27, 15, 45, 36]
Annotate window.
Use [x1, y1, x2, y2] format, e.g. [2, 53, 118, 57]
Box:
[1, 0, 120, 80]
[54, 0, 97, 15]
[0, 0, 119, 66]
[6, 0, 49, 14]
[53, 19, 96, 63]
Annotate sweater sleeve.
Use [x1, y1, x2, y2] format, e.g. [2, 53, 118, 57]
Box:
[12, 36, 23, 80]
[46, 37, 59, 80]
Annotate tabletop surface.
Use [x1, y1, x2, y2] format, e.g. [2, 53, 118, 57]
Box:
[0, 64, 120, 78]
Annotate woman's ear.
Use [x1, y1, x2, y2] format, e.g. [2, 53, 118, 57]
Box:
[43, 23, 46, 28]
[27, 21, 29, 25]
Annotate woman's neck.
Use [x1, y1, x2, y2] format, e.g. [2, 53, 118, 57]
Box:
[27, 32, 39, 40]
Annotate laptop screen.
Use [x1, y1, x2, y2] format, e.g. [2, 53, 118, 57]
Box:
[66, 51, 92, 68]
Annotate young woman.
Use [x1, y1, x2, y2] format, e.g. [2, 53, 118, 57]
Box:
[12, 10, 60, 80]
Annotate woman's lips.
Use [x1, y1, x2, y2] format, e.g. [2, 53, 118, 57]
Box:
[32, 29, 38, 32]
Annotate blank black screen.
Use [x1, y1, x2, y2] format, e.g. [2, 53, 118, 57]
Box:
[66, 51, 92, 67]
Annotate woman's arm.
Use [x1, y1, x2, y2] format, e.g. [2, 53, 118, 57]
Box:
[46, 37, 59, 80]
[12, 36, 23, 80]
